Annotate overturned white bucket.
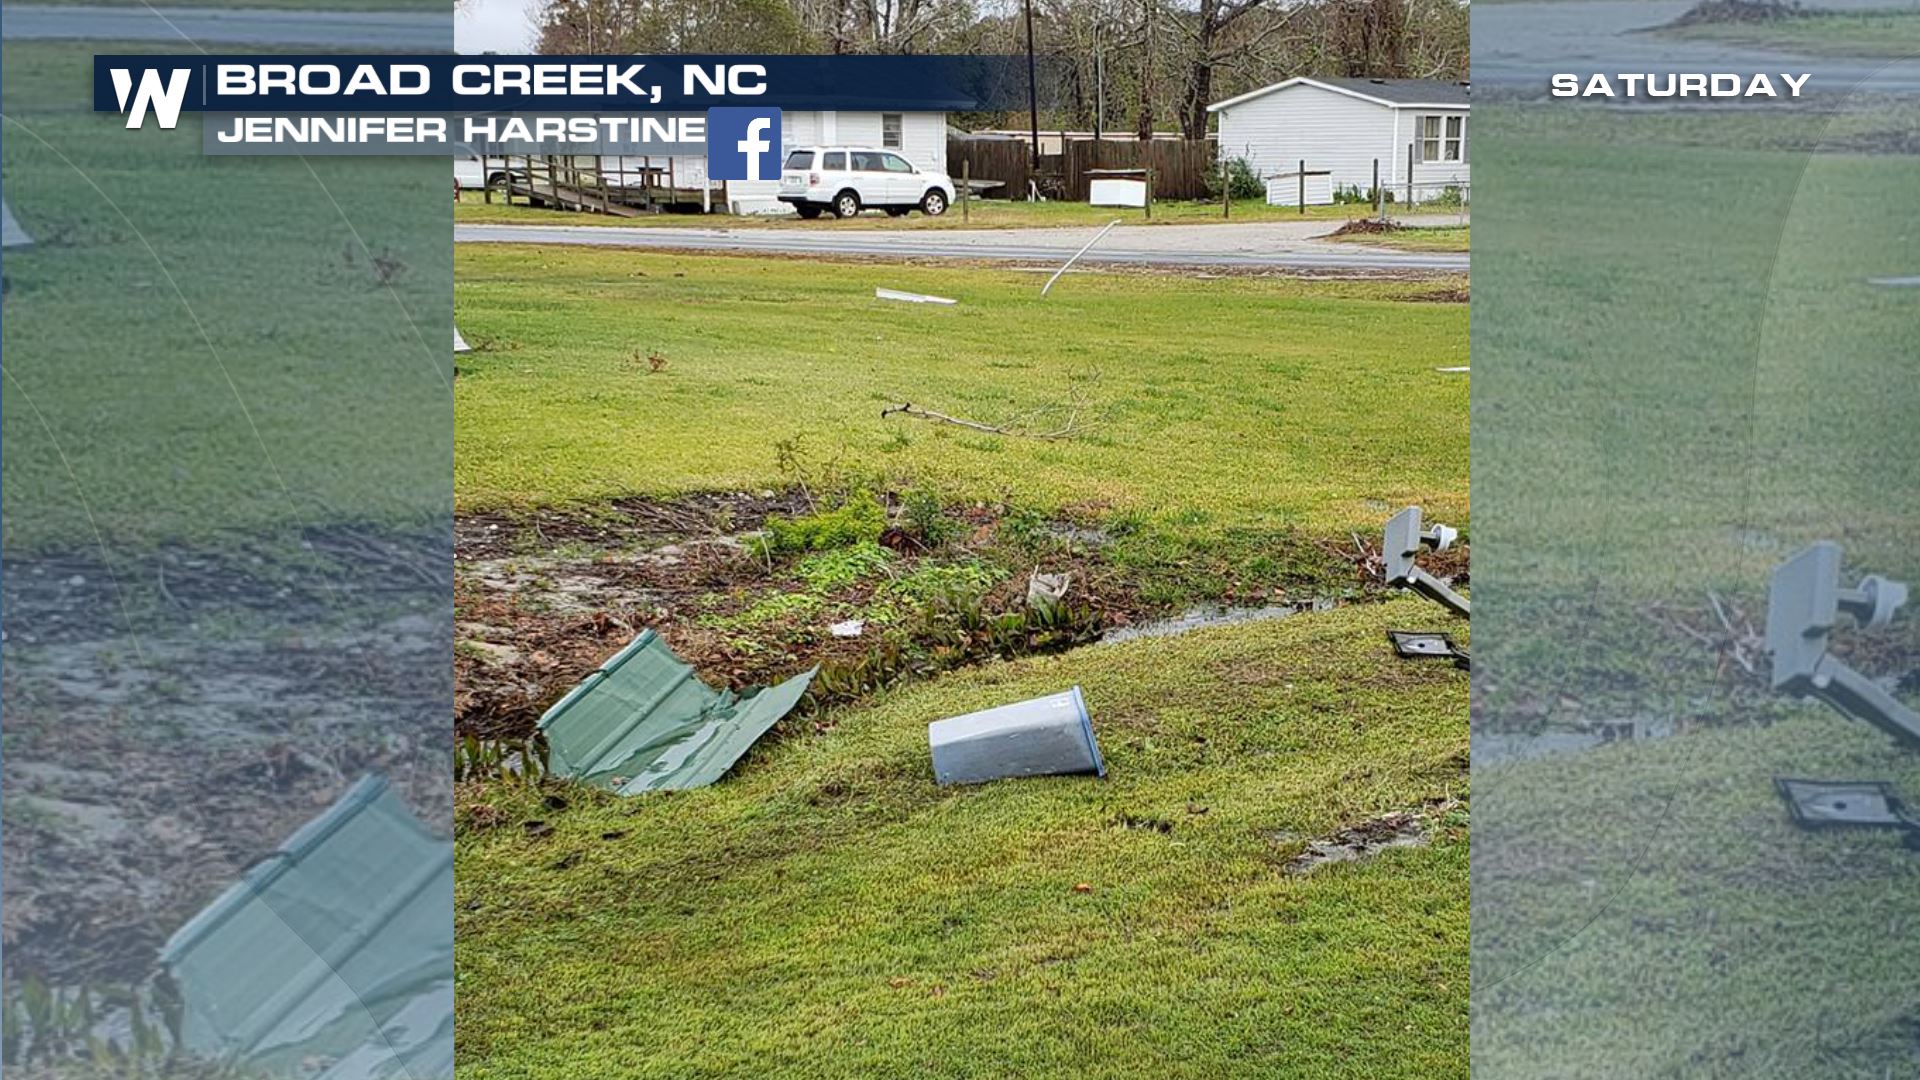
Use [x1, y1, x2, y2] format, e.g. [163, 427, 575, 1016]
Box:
[929, 687, 1105, 786]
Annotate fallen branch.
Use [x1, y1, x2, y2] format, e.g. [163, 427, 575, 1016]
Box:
[880, 402, 1082, 440]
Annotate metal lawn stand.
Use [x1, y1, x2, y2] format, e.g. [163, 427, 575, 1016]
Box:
[1766, 542, 1920, 846]
[1383, 506, 1469, 618]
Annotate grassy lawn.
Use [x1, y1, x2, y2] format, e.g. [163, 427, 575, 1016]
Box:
[2, 40, 451, 554]
[1476, 711, 1920, 1077]
[454, 247, 1468, 540]
[1472, 102, 1920, 1075]
[1661, 7, 1920, 56]
[454, 190, 1398, 229]
[455, 596, 1469, 1080]
[1330, 225, 1471, 252]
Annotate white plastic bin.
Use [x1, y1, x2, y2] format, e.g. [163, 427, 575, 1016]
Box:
[929, 687, 1106, 786]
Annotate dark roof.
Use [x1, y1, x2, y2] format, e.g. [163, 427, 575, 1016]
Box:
[1316, 78, 1471, 105]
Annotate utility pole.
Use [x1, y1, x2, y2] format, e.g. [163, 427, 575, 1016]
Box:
[1093, 16, 1105, 138]
[1024, 0, 1041, 169]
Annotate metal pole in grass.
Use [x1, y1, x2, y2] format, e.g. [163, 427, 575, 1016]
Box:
[1042, 219, 1123, 296]
[963, 159, 971, 223]
[1223, 159, 1230, 219]
[1373, 158, 1381, 218]
[1405, 143, 1414, 214]
[1298, 158, 1305, 215]
[1145, 167, 1153, 220]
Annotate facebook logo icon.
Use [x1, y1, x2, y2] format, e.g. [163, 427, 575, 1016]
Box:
[706, 108, 782, 182]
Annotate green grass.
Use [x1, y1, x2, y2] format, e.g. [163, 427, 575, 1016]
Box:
[1, 41, 451, 553]
[1471, 102, 1920, 1075]
[1474, 710, 1920, 1077]
[454, 247, 1468, 538]
[454, 190, 1404, 229]
[455, 596, 1468, 1079]
[1330, 225, 1471, 252]
[1661, 8, 1920, 56]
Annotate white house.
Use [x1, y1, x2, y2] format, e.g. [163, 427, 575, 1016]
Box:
[1208, 77, 1468, 198]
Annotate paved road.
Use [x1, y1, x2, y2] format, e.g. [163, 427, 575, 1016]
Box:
[2, 5, 447, 47]
[1475, 0, 1920, 95]
[453, 221, 1471, 273]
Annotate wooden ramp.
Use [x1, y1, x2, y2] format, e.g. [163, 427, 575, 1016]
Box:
[506, 179, 643, 217]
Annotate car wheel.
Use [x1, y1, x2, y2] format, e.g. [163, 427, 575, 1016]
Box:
[796, 205, 823, 220]
[920, 189, 949, 216]
[832, 191, 861, 219]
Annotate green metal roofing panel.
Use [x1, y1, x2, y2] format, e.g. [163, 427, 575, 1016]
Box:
[159, 774, 452, 1078]
[539, 630, 817, 794]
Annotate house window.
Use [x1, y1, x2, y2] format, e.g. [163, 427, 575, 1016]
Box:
[882, 113, 903, 149]
[1418, 115, 1466, 163]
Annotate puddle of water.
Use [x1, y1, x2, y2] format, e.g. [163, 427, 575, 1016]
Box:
[1099, 599, 1338, 645]
[1473, 715, 1681, 766]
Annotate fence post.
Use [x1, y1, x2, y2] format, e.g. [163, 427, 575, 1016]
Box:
[1373, 159, 1381, 218]
[962, 159, 971, 223]
[1405, 143, 1414, 214]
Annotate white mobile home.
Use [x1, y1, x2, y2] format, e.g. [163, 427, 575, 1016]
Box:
[1208, 78, 1469, 198]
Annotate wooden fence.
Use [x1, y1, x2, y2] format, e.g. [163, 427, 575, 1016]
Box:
[946, 137, 1216, 202]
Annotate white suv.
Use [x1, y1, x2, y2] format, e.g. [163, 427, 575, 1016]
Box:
[779, 147, 955, 219]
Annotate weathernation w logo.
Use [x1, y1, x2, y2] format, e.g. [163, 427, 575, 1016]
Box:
[111, 67, 191, 130]
[706, 108, 782, 182]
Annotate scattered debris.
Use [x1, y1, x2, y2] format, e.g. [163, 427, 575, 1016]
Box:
[876, 287, 958, 305]
[454, 328, 472, 353]
[1329, 218, 1402, 238]
[882, 371, 1098, 441]
[1776, 778, 1917, 838]
[1026, 570, 1072, 610]
[1435, 366, 1470, 373]
[1387, 629, 1470, 669]
[1868, 276, 1920, 288]
[161, 775, 453, 1077]
[929, 686, 1106, 786]
[539, 630, 817, 795]
[1041, 219, 1124, 296]
[2, 199, 32, 249]
[829, 618, 866, 638]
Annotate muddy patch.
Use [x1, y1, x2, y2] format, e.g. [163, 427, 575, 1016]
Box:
[3, 530, 449, 989]
[1280, 799, 1461, 874]
[453, 492, 1410, 742]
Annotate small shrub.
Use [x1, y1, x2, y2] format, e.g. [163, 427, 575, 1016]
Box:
[901, 486, 961, 547]
[795, 542, 894, 592]
[763, 491, 887, 555]
[1206, 156, 1265, 202]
